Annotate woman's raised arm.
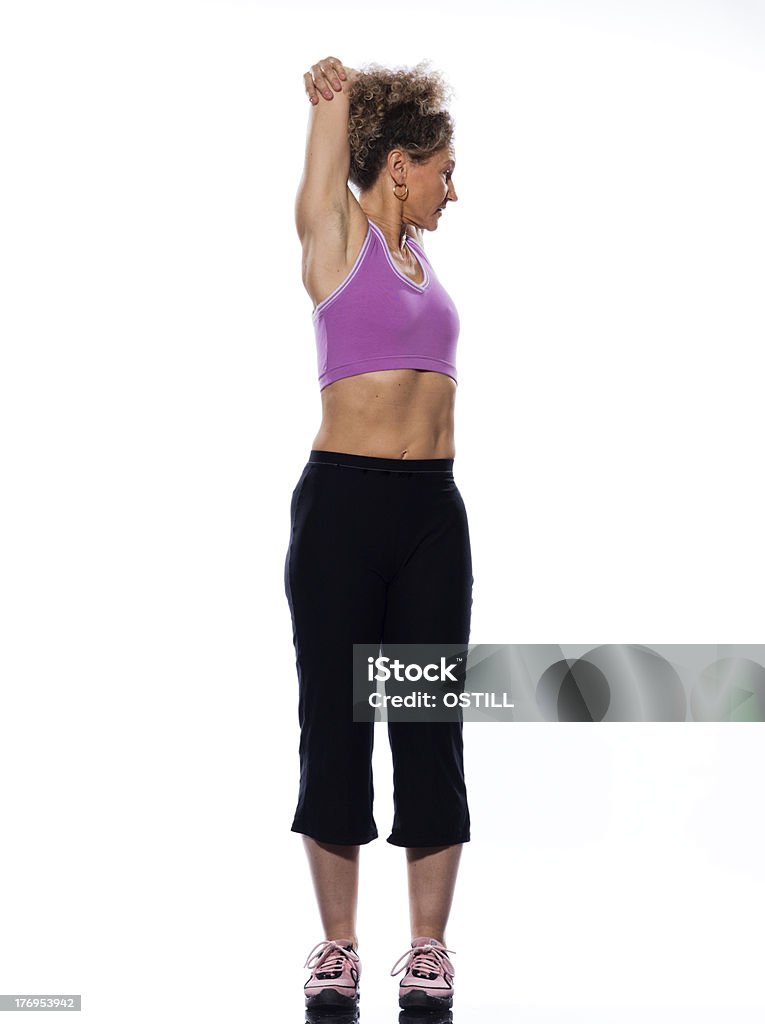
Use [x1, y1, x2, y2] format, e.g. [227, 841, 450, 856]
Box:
[295, 57, 359, 243]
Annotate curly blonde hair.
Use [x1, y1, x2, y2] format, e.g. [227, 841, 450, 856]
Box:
[347, 59, 456, 192]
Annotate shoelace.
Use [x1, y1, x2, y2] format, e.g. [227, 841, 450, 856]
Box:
[390, 941, 456, 979]
[304, 939, 357, 978]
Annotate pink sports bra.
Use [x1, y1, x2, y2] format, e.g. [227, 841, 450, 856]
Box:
[312, 218, 460, 390]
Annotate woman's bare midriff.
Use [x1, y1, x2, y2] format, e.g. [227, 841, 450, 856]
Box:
[312, 367, 456, 460]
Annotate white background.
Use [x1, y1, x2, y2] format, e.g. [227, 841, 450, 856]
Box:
[1, 1, 764, 1021]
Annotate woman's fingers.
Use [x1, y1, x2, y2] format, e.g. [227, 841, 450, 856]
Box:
[317, 56, 346, 93]
[305, 57, 348, 103]
[304, 71, 320, 104]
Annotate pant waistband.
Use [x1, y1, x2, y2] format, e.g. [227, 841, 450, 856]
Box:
[308, 449, 454, 475]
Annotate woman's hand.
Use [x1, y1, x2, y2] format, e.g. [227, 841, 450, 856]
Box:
[304, 57, 359, 104]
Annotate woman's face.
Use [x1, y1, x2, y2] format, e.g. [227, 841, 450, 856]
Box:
[406, 144, 458, 229]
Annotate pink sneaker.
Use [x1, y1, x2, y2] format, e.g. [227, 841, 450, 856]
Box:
[303, 939, 361, 1011]
[390, 936, 456, 1009]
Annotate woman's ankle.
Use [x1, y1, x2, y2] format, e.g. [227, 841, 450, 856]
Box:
[327, 934, 358, 951]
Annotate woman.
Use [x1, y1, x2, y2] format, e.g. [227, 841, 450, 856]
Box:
[284, 55, 472, 1014]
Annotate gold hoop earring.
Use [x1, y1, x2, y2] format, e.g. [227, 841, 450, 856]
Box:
[393, 183, 409, 201]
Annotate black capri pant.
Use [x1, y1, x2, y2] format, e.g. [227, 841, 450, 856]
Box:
[283, 449, 473, 847]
